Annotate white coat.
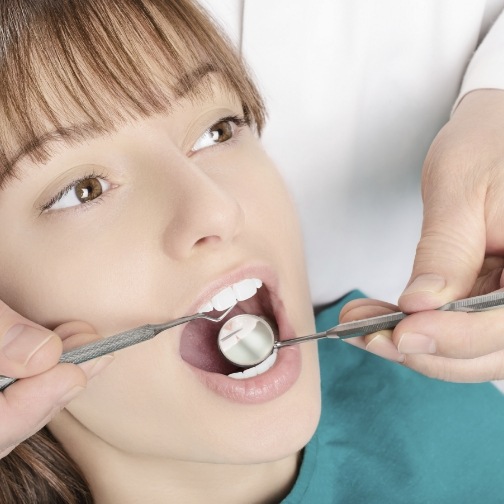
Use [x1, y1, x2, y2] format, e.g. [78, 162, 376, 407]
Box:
[200, 0, 504, 304]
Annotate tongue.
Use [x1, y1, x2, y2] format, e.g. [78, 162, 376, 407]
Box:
[180, 317, 239, 374]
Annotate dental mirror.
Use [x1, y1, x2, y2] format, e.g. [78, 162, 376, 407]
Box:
[217, 314, 275, 367]
[217, 291, 504, 369]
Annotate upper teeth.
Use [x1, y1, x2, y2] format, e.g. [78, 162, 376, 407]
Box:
[198, 278, 263, 313]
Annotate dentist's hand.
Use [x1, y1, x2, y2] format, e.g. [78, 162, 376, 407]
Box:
[0, 300, 113, 458]
[343, 89, 504, 382]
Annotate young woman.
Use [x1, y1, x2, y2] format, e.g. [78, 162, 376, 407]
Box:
[1, 1, 504, 503]
[0, 0, 319, 501]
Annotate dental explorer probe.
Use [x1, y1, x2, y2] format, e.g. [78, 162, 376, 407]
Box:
[216, 291, 504, 368]
[0, 305, 236, 392]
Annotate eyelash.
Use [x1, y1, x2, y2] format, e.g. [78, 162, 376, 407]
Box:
[39, 115, 249, 214]
[212, 115, 248, 132]
[190, 115, 248, 153]
[39, 170, 110, 214]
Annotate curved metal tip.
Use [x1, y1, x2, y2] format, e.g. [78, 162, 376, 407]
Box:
[199, 303, 236, 322]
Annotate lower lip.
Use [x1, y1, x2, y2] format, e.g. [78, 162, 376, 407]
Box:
[184, 345, 302, 404]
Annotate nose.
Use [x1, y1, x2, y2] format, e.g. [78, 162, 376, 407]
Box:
[162, 165, 244, 260]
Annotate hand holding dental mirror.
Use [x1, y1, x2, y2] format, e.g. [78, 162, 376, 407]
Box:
[217, 291, 504, 368]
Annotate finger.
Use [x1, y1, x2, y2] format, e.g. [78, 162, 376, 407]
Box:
[344, 330, 405, 363]
[399, 146, 486, 312]
[401, 350, 504, 383]
[52, 320, 97, 340]
[394, 308, 504, 359]
[469, 256, 504, 296]
[0, 363, 86, 454]
[0, 301, 62, 378]
[52, 323, 114, 381]
[339, 300, 404, 362]
[339, 298, 398, 322]
[58, 331, 102, 353]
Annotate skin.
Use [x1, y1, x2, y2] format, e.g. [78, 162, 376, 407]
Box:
[0, 76, 321, 503]
[0, 303, 114, 458]
[344, 90, 504, 383]
[1, 41, 504, 498]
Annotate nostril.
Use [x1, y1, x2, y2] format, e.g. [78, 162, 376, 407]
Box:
[194, 235, 222, 248]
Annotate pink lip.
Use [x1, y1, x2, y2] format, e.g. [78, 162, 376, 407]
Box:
[185, 346, 301, 404]
[179, 263, 302, 404]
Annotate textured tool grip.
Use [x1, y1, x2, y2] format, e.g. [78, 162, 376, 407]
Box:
[59, 326, 155, 363]
[0, 376, 14, 391]
[330, 312, 407, 339]
[0, 325, 156, 391]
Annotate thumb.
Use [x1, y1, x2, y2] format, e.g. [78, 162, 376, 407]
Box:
[399, 164, 486, 312]
[0, 300, 62, 378]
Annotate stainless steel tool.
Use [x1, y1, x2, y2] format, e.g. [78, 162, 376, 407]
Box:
[217, 291, 504, 367]
[0, 305, 235, 391]
[3, 291, 504, 391]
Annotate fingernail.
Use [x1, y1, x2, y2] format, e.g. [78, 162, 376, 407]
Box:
[398, 333, 437, 354]
[79, 354, 114, 381]
[1, 325, 54, 366]
[57, 385, 85, 407]
[366, 335, 405, 363]
[402, 274, 446, 296]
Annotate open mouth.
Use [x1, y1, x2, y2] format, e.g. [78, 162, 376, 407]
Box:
[180, 278, 279, 378]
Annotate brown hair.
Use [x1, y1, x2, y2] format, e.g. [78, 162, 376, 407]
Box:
[0, 0, 265, 187]
[0, 0, 265, 502]
[0, 429, 92, 503]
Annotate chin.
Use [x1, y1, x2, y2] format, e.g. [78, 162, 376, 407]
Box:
[190, 345, 322, 465]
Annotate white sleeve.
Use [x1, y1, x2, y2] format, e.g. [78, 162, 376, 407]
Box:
[454, 7, 504, 108]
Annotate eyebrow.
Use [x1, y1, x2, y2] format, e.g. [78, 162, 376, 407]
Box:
[1, 63, 216, 186]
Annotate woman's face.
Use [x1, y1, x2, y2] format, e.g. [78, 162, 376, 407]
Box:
[0, 75, 321, 465]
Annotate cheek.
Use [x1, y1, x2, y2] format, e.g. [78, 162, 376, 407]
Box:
[226, 144, 305, 260]
[233, 151, 314, 325]
[0, 246, 111, 325]
[0, 219, 158, 328]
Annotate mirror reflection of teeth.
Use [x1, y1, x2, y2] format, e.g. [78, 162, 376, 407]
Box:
[218, 314, 276, 368]
[219, 316, 258, 351]
[198, 278, 263, 312]
[227, 350, 278, 380]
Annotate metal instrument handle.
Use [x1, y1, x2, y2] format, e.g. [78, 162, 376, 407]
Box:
[0, 306, 235, 392]
[327, 291, 504, 339]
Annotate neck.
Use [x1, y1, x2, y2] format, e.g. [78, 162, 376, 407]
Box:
[92, 453, 300, 504]
[49, 411, 301, 504]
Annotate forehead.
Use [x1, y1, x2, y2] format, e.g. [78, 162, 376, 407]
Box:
[0, 0, 264, 184]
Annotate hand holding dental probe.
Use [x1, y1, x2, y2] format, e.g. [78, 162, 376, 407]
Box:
[0, 301, 114, 458]
[216, 291, 504, 369]
[0, 306, 236, 392]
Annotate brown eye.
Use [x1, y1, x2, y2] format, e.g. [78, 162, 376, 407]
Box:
[209, 121, 233, 143]
[191, 117, 243, 152]
[75, 177, 103, 203]
[47, 176, 111, 211]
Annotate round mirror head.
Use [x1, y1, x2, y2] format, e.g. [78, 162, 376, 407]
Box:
[217, 314, 275, 367]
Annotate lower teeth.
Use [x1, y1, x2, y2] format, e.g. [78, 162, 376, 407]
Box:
[227, 350, 278, 380]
